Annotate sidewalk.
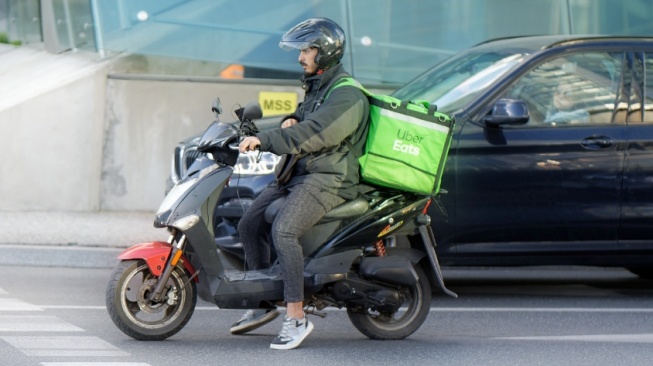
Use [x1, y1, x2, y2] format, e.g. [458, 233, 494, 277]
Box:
[0, 211, 170, 268]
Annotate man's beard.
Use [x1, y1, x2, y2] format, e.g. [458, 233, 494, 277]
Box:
[300, 61, 318, 77]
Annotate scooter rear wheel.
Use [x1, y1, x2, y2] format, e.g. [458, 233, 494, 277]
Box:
[106, 259, 197, 340]
[346, 263, 431, 340]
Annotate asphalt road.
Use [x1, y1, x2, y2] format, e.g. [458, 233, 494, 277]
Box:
[1, 265, 652, 366]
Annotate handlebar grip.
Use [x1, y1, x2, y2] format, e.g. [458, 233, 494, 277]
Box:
[230, 142, 260, 152]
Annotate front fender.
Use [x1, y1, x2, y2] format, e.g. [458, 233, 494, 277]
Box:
[118, 242, 197, 281]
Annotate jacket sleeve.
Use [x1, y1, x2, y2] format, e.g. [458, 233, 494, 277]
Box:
[257, 86, 367, 155]
[278, 108, 302, 128]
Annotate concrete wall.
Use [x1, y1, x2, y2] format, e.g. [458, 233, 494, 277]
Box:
[0, 48, 395, 213]
[1, 73, 107, 211]
[0, 75, 303, 212]
[0, 46, 109, 212]
[0, 46, 303, 212]
[101, 77, 303, 211]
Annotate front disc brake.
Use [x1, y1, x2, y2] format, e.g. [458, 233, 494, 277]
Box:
[137, 279, 168, 313]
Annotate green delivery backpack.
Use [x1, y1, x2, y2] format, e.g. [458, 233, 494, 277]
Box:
[329, 77, 454, 195]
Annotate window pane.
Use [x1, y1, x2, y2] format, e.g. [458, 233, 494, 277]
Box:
[84, 0, 653, 83]
[50, 0, 95, 51]
[639, 53, 653, 123]
[349, 0, 570, 84]
[3, 0, 41, 45]
[571, 0, 653, 35]
[505, 52, 624, 126]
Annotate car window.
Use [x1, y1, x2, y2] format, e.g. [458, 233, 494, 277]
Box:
[621, 51, 643, 123]
[392, 49, 527, 114]
[640, 52, 653, 122]
[503, 52, 624, 126]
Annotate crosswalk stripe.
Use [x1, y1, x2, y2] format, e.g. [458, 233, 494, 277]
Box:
[2, 336, 130, 357]
[0, 298, 43, 311]
[0, 294, 139, 363]
[2, 336, 116, 349]
[26, 350, 130, 357]
[40, 363, 152, 366]
[0, 316, 84, 332]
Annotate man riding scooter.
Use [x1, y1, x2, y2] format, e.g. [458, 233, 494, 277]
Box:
[235, 17, 370, 350]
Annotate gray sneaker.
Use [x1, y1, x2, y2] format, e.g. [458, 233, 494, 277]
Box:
[270, 316, 314, 350]
[230, 308, 279, 334]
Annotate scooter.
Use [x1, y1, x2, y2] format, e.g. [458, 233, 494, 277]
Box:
[105, 99, 457, 341]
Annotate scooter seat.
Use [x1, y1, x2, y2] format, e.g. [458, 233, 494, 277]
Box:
[264, 195, 369, 224]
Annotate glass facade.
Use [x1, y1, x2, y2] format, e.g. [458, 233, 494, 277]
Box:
[3, 0, 653, 84]
[0, 0, 41, 45]
[51, 0, 95, 51]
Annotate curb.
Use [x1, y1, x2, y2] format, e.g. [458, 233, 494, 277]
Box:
[0, 244, 124, 269]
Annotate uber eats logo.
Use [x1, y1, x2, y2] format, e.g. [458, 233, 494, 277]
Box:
[393, 129, 423, 155]
[259, 91, 298, 116]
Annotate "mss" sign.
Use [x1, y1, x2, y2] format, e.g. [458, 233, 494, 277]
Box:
[258, 91, 298, 117]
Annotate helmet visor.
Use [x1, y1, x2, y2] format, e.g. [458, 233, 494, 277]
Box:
[279, 40, 317, 52]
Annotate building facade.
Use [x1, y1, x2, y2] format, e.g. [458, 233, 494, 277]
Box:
[2, 0, 653, 84]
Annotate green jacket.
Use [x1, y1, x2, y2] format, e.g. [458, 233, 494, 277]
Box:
[256, 64, 369, 199]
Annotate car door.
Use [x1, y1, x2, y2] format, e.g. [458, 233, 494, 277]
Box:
[620, 50, 653, 248]
[451, 50, 627, 258]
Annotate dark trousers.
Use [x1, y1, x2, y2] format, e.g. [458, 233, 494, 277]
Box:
[237, 183, 344, 303]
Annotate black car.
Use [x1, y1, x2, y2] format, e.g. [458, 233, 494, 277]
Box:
[171, 35, 653, 276]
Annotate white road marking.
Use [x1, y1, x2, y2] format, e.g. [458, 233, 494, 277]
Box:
[41, 363, 152, 366]
[41, 305, 105, 310]
[26, 350, 130, 357]
[0, 316, 84, 332]
[0, 294, 139, 362]
[2, 335, 113, 349]
[39, 305, 653, 313]
[0, 298, 43, 311]
[2, 336, 130, 357]
[497, 334, 653, 343]
[427, 307, 653, 313]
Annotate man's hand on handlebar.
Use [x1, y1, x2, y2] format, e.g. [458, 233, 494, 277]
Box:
[239, 136, 261, 153]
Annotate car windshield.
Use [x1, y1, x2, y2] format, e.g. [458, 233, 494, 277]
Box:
[392, 49, 529, 113]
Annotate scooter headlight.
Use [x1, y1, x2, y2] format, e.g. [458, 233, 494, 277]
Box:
[199, 162, 220, 179]
[172, 214, 200, 231]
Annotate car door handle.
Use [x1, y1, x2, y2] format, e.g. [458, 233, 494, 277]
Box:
[581, 135, 614, 149]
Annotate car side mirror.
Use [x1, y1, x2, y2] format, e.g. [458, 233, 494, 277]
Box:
[484, 98, 529, 126]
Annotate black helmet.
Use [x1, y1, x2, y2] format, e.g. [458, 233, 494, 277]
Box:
[279, 17, 345, 70]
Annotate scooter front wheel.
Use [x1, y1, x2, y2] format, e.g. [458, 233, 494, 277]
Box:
[106, 259, 197, 340]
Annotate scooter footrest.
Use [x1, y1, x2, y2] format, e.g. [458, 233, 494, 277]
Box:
[223, 270, 280, 282]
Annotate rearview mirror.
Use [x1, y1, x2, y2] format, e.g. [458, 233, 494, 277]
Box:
[484, 99, 529, 126]
[212, 97, 222, 116]
[243, 102, 263, 121]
